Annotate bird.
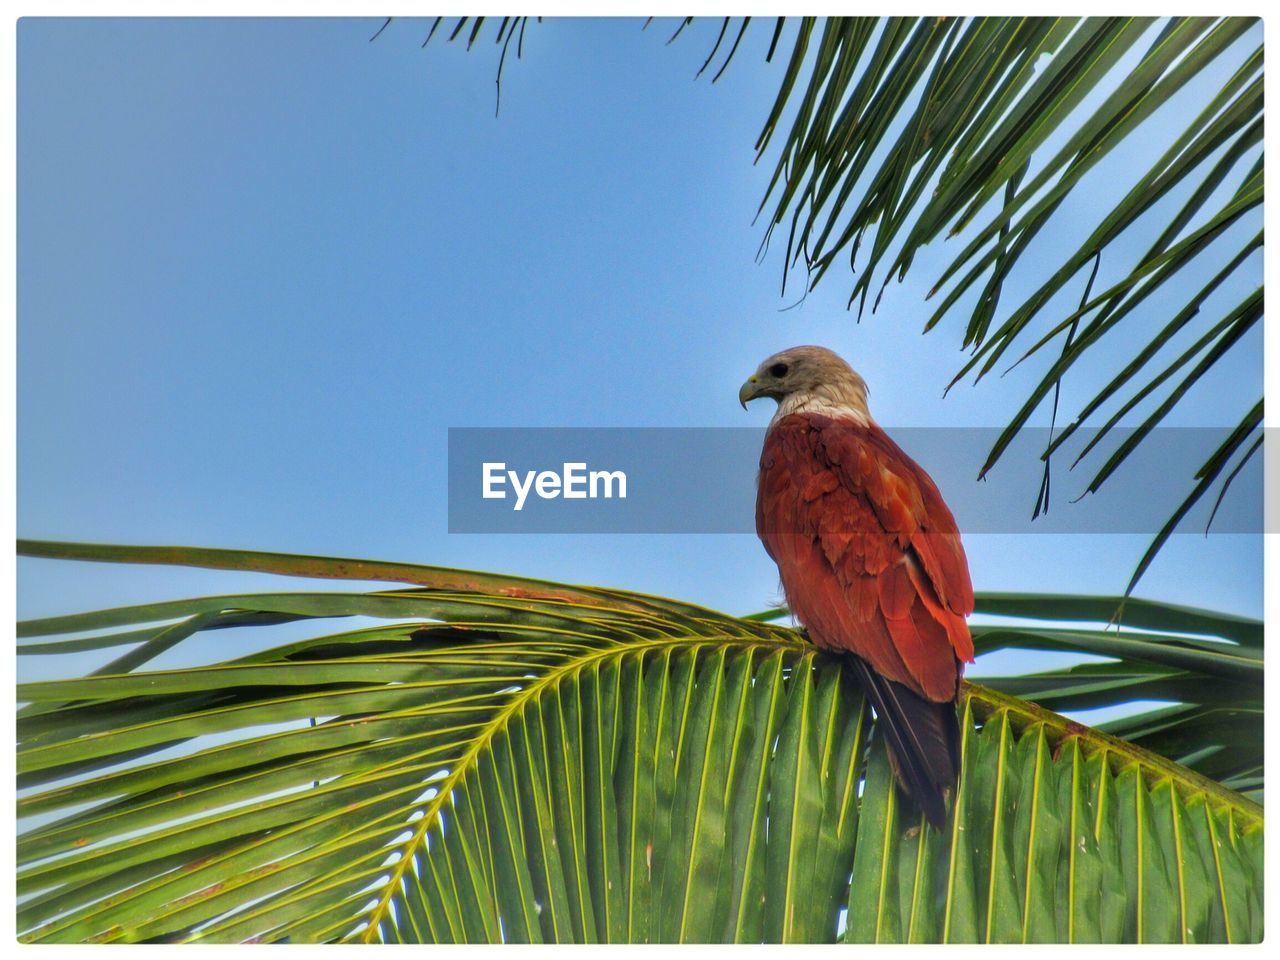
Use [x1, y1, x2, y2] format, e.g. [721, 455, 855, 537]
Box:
[739, 345, 974, 826]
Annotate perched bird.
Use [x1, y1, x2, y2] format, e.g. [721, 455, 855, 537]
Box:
[740, 345, 974, 826]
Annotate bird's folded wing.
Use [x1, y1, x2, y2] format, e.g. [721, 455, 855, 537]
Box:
[757, 414, 974, 702]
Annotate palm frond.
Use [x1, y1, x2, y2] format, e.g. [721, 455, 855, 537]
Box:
[16, 542, 1263, 943]
[410, 15, 1264, 591]
[746, 16, 1262, 592]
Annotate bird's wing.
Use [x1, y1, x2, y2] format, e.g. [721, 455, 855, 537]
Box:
[757, 413, 974, 702]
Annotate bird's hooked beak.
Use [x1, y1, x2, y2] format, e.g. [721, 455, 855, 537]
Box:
[740, 373, 781, 410]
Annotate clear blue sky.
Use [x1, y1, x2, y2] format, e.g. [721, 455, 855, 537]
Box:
[17, 18, 1262, 687]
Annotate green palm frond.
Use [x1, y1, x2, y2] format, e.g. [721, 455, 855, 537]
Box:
[16, 542, 1263, 943]
[407, 15, 1264, 590]
[727, 16, 1265, 595]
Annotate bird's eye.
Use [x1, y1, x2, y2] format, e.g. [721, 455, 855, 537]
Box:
[769, 362, 789, 378]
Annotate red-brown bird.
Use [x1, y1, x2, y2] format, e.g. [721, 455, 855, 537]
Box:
[740, 345, 974, 825]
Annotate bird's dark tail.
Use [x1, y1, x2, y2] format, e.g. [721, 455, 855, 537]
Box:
[846, 656, 959, 828]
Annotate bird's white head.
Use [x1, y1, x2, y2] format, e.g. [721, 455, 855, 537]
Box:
[739, 345, 871, 427]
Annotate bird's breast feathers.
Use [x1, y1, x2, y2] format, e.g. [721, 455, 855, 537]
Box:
[756, 412, 974, 701]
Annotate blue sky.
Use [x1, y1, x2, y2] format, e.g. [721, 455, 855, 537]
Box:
[17, 17, 1262, 684]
